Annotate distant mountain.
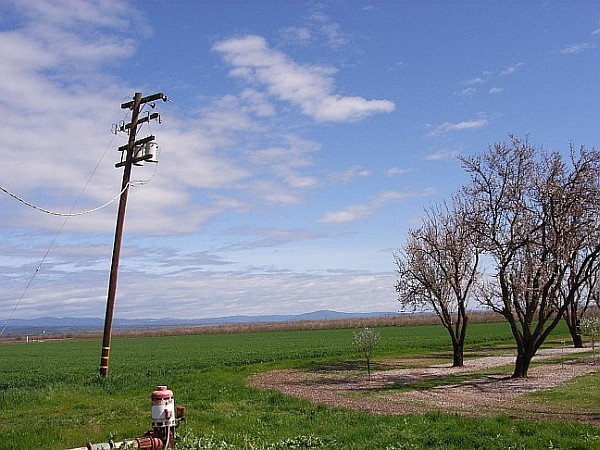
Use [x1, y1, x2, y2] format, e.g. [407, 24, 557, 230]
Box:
[1, 310, 399, 336]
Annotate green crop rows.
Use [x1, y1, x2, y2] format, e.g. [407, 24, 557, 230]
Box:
[1, 321, 598, 449]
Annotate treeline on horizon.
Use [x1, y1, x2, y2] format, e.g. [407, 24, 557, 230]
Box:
[0, 310, 534, 342]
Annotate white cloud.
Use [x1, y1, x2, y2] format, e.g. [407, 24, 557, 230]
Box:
[460, 63, 521, 95]
[213, 35, 395, 122]
[386, 167, 411, 177]
[244, 134, 321, 194]
[0, 234, 399, 319]
[488, 87, 503, 94]
[318, 205, 370, 225]
[11, 0, 139, 70]
[332, 166, 373, 183]
[459, 73, 491, 93]
[280, 26, 312, 44]
[0, 11, 328, 238]
[240, 89, 276, 117]
[279, 9, 351, 49]
[309, 10, 351, 48]
[425, 150, 459, 161]
[0, 3, 144, 234]
[426, 118, 488, 137]
[500, 62, 524, 76]
[224, 227, 324, 250]
[318, 189, 433, 224]
[464, 76, 486, 86]
[4, 266, 398, 319]
[17, 0, 135, 29]
[388, 60, 404, 71]
[559, 42, 594, 55]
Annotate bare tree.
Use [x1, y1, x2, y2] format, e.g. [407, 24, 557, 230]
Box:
[395, 197, 480, 367]
[461, 137, 599, 378]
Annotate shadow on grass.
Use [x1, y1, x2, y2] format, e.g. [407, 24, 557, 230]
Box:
[304, 360, 367, 372]
[363, 372, 483, 393]
[294, 349, 590, 396]
[305, 353, 458, 373]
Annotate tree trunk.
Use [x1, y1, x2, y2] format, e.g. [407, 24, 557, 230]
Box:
[512, 350, 534, 378]
[564, 309, 584, 348]
[572, 332, 584, 349]
[452, 342, 464, 367]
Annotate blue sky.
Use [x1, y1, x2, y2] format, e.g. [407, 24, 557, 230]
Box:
[1, 0, 599, 321]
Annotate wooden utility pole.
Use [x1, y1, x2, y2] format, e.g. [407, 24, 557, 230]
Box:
[100, 91, 166, 378]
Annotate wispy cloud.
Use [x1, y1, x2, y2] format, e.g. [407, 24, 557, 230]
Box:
[117, 269, 397, 318]
[388, 60, 405, 72]
[464, 76, 487, 86]
[280, 8, 351, 50]
[2, 239, 397, 318]
[559, 42, 594, 55]
[0, 8, 330, 237]
[310, 12, 350, 48]
[500, 62, 524, 76]
[6, 0, 140, 72]
[0, 1, 146, 234]
[332, 166, 373, 183]
[426, 118, 488, 137]
[223, 226, 324, 250]
[386, 167, 411, 177]
[318, 189, 433, 224]
[425, 150, 459, 161]
[459, 63, 522, 96]
[213, 35, 395, 122]
[280, 26, 312, 44]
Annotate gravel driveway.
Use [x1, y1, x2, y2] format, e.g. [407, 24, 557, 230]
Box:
[249, 347, 599, 424]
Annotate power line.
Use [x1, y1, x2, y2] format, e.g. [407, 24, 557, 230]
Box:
[0, 99, 133, 337]
[1, 102, 162, 216]
[0, 184, 128, 216]
[1, 96, 164, 339]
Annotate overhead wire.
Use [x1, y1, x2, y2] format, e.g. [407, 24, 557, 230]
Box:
[1, 95, 255, 335]
[0, 184, 128, 216]
[0, 102, 162, 216]
[2, 98, 243, 211]
[0, 98, 146, 337]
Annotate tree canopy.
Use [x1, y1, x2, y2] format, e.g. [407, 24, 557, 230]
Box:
[396, 136, 599, 377]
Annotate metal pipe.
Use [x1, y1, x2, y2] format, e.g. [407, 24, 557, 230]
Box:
[68, 436, 163, 450]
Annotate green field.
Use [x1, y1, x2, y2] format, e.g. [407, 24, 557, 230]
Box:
[1, 321, 599, 449]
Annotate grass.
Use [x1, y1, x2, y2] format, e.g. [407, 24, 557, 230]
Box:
[0, 320, 598, 449]
[527, 366, 600, 412]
